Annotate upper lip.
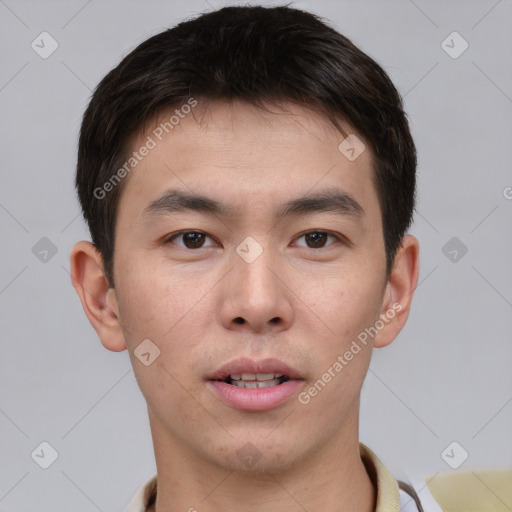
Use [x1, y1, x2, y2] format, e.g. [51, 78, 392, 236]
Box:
[207, 357, 303, 381]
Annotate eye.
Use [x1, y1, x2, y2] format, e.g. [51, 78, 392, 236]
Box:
[294, 230, 341, 249]
[164, 230, 217, 249]
[163, 230, 345, 250]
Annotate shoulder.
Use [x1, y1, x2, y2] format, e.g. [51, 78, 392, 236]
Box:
[424, 469, 512, 511]
[124, 474, 157, 512]
[400, 469, 512, 512]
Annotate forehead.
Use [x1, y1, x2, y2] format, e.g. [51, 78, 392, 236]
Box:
[117, 99, 379, 227]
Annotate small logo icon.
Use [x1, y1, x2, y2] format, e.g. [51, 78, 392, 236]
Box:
[442, 236, 468, 263]
[31, 32, 59, 59]
[236, 236, 263, 263]
[441, 441, 469, 469]
[134, 338, 161, 366]
[31, 441, 59, 469]
[338, 134, 365, 161]
[237, 442, 263, 468]
[32, 237, 58, 263]
[441, 31, 468, 59]
[503, 186, 512, 200]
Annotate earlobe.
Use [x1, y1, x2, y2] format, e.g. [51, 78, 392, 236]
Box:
[373, 235, 420, 349]
[69, 241, 127, 352]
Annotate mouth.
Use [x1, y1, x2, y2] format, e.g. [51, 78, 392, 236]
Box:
[206, 358, 304, 411]
[216, 372, 290, 389]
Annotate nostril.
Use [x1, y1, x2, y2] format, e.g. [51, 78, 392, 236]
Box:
[234, 317, 244, 324]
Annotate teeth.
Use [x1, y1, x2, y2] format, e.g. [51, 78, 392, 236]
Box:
[228, 372, 285, 382]
[256, 373, 275, 381]
[231, 378, 282, 388]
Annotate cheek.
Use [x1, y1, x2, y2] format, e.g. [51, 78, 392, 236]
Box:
[297, 339, 372, 438]
[115, 255, 180, 332]
[115, 257, 215, 365]
[308, 270, 383, 348]
[301, 267, 383, 415]
[114, 263, 207, 410]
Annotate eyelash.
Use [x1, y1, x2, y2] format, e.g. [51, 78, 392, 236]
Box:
[163, 230, 346, 250]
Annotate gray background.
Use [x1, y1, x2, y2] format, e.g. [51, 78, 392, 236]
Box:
[1, 0, 511, 510]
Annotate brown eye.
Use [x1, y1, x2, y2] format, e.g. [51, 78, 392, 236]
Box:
[182, 232, 205, 248]
[305, 232, 328, 248]
[166, 231, 215, 249]
[295, 231, 339, 249]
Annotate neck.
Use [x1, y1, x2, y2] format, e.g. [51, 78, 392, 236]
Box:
[148, 407, 375, 512]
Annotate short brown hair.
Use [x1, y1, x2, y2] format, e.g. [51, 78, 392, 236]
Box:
[75, 4, 416, 288]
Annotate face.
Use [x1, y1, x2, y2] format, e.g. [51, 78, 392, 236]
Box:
[104, 100, 394, 472]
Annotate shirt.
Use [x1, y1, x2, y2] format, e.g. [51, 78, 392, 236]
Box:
[125, 442, 444, 512]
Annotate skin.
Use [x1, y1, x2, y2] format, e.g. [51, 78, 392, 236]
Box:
[70, 99, 419, 512]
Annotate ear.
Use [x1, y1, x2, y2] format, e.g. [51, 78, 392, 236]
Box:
[373, 234, 420, 349]
[70, 240, 127, 352]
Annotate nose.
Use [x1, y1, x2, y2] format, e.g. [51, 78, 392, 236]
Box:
[218, 245, 294, 334]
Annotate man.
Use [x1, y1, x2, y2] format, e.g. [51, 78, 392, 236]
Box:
[70, 4, 443, 511]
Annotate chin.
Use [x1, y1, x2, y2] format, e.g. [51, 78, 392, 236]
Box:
[208, 436, 307, 476]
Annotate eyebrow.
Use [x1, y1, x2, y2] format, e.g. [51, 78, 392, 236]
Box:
[143, 188, 365, 221]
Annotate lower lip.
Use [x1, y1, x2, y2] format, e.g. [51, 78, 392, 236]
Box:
[207, 379, 304, 412]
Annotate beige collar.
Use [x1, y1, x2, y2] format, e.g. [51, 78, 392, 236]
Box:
[125, 442, 401, 512]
